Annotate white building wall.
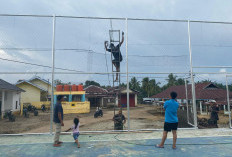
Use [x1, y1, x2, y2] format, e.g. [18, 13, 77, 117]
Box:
[1, 91, 21, 112]
[4, 91, 13, 111]
[12, 92, 20, 112]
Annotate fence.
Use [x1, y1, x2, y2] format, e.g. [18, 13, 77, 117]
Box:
[0, 14, 232, 134]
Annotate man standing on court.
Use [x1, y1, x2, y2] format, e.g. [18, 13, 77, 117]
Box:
[156, 91, 179, 149]
[53, 95, 64, 147]
[113, 110, 126, 130]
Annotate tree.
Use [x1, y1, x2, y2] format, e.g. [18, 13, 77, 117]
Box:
[149, 79, 161, 95]
[84, 80, 100, 88]
[54, 79, 63, 85]
[119, 83, 127, 88]
[129, 77, 140, 91]
[176, 78, 185, 86]
[142, 77, 150, 97]
[141, 77, 161, 98]
[166, 73, 177, 87]
[164, 73, 186, 88]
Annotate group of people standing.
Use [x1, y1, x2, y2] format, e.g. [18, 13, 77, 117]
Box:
[52, 95, 126, 148]
[53, 95, 80, 148]
[52, 92, 179, 149]
[52, 92, 220, 149]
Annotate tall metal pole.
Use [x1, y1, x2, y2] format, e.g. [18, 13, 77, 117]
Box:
[50, 15, 56, 134]
[187, 20, 198, 129]
[185, 78, 189, 123]
[126, 18, 130, 131]
[225, 76, 232, 128]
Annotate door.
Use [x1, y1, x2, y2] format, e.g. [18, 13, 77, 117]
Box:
[129, 95, 135, 107]
[119, 94, 135, 107]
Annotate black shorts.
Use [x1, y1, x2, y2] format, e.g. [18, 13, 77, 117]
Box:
[164, 122, 178, 132]
[112, 60, 120, 68]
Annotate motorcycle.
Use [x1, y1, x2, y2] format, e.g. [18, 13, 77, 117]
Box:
[94, 107, 103, 118]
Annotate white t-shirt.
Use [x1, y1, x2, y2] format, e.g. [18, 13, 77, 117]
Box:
[71, 123, 80, 133]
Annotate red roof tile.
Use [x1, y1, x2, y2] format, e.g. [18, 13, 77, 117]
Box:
[84, 85, 108, 95]
[151, 83, 232, 102]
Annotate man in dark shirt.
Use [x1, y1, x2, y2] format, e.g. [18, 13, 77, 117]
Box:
[210, 103, 219, 128]
[53, 95, 64, 147]
[113, 110, 126, 130]
[105, 31, 124, 81]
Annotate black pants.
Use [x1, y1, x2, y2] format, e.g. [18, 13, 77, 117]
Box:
[114, 123, 123, 130]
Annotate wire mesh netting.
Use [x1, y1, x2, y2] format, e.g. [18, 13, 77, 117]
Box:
[0, 16, 53, 134]
[190, 22, 232, 129]
[193, 74, 230, 128]
[127, 20, 190, 74]
[1, 15, 232, 134]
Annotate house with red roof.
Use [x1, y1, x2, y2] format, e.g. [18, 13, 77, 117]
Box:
[107, 87, 139, 107]
[151, 82, 232, 113]
[84, 85, 109, 108]
[84, 85, 138, 108]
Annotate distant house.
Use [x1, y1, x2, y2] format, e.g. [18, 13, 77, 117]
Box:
[108, 87, 139, 107]
[84, 85, 139, 108]
[84, 85, 109, 108]
[0, 79, 24, 118]
[151, 82, 232, 113]
[15, 76, 53, 108]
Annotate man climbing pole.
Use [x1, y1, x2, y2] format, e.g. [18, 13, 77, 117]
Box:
[104, 31, 124, 81]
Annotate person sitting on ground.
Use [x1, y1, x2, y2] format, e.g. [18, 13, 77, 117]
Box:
[104, 31, 124, 81]
[156, 91, 179, 149]
[66, 117, 80, 148]
[113, 110, 126, 130]
[53, 95, 64, 147]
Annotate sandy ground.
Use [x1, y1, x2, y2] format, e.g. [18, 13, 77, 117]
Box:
[26, 104, 165, 133]
[0, 104, 164, 134]
[0, 104, 230, 134]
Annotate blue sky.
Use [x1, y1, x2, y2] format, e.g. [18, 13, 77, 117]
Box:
[0, 0, 232, 85]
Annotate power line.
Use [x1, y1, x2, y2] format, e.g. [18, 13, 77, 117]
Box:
[0, 57, 83, 72]
[0, 47, 188, 58]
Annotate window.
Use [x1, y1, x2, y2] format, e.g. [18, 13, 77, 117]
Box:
[15, 101, 18, 109]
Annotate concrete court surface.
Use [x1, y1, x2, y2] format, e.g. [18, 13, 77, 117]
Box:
[0, 128, 232, 157]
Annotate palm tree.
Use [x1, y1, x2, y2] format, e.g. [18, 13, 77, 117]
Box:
[166, 73, 177, 87]
[129, 77, 140, 91]
[142, 77, 150, 97]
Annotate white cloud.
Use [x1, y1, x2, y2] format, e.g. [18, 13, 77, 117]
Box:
[0, 49, 14, 59]
[220, 68, 226, 73]
[1, 0, 232, 85]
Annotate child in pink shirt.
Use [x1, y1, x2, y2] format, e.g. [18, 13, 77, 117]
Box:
[70, 117, 80, 148]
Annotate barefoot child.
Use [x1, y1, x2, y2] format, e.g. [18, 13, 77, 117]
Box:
[67, 117, 80, 148]
[156, 91, 179, 149]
